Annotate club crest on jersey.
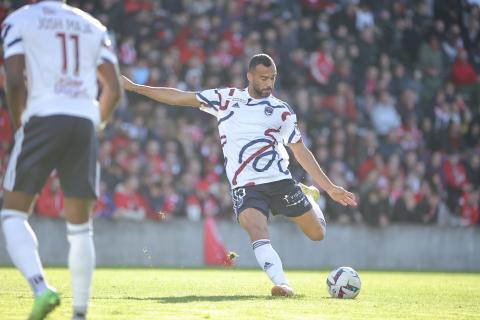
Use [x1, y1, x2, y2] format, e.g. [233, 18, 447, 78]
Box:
[264, 106, 274, 116]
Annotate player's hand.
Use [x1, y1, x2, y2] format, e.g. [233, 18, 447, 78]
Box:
[326, 185, 357, 207]
[121, 75, 136, 92]
[96, 121, 107, 133]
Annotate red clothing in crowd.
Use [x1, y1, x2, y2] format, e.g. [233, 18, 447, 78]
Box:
[322, 94, 357, 121]
[0, 107, 13, 144]
[146, 153, 164, 174]
[443, 159, 469, 189]
[451, 58, 477, 87]
[460, 193, 479, 226]
[309, 50, 335, 85]
[302, 0, 336, 10]
[110, 133, 131, 154]
[114, 190, 150, 214]
[36, 178, 64, 218]
[124, 0, 152, 13]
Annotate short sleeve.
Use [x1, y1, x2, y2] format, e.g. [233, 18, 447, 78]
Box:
[2, 15, 25, 58]
[96, 30, 118, 66]
[280, 112, 302, 145]
[195, 88, 220, 117]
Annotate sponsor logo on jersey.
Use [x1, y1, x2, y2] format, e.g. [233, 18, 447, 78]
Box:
[229, 97, 248, 104]
[283, 190, 306, 207]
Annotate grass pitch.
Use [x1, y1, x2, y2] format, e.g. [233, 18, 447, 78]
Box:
[0, 268, 479, 319]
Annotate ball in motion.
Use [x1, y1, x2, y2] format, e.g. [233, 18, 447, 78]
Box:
[326, 266, 361, 299]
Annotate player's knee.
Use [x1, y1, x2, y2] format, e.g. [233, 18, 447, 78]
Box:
[308, 226, 325, 241]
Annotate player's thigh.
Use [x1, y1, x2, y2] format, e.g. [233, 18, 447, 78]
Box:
[57, 117, 99, 200]
[238, 208, 269, 241]
[232, 186, 270, 241]
[289, 208, 325, 241]
[3, 116, 66, 197]
[269, 179, 312, 218]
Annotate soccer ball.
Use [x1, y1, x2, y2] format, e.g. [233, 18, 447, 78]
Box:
[326, 266, 361, 299]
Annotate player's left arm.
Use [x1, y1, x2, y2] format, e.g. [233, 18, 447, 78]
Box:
[4, 54, 26, 130]
[288, 140, 357, 207]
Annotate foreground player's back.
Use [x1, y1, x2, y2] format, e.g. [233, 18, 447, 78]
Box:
[2, 1, 115, 123]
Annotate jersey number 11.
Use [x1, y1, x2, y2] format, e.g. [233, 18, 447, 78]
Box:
[56, 32, 79, 76]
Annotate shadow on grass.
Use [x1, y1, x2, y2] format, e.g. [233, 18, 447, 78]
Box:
[97, 294, 305, 303]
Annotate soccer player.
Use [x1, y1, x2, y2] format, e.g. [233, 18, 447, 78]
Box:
[122, 53, 357, 297]
[1, 1, 121, 319]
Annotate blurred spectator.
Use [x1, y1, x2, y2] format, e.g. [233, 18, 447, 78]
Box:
[459, 187, 480, 226]
[94, 182, 116, 219]
[451, 49, 477, 88]
[309, 41, 335, 87]
[369, 90, 401, 136]
[36, 176, 63, 218]
[392, 188, 422, 223]
[113, 176, 150, 221]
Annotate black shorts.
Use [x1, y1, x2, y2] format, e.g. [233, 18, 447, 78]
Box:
[3, 115, 99, 199]
[231, 179, 312, 220]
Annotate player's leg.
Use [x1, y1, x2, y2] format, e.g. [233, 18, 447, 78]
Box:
[236, 199, 293, 297]
[1, 117, 61, 319]
[63, 198, 96, 320]
[2, 192, 61, 320]
[289, 183, 326, 241]
[1, 191, 56, 295]
[57, 116, 99, 320]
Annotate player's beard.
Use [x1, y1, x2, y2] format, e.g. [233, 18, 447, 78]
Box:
[252, 84, 272, 98]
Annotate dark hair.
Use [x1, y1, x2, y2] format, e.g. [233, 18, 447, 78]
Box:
[248, 54, 275, 71]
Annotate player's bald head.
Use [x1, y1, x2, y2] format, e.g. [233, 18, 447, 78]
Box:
[248, 54, 276, 72]
[247, 54, 276, 98]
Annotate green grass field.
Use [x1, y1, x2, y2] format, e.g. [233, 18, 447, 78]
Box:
[0, 268, 479, 319]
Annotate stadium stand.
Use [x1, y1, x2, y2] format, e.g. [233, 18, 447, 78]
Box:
[0, 0, 478, 226]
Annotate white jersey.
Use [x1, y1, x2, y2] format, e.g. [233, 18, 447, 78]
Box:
[196, 88, 302, 188]
[1, 1, 118, 126]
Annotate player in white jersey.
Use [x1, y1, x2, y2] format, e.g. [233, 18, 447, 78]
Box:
[122, 54, 356, 297]
[1, 1, 121, 319]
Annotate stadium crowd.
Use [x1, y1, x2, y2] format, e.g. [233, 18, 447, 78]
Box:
[0, 0, 479, 226]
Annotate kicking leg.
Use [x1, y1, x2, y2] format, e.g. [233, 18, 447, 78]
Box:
[238, 208, 293, 297]
[290, 184, 326, 241]
[64, 197, 96, 320]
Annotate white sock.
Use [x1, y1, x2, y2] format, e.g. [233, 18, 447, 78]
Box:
[252, 239, 288, 285]
[67, 221, 95, 315]
[1, 209, 49, 296]
[307, 194, 327, 234]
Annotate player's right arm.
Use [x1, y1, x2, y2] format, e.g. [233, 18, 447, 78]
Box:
[2, 13, 26, 130]
[122, 75, 201, 108]
[3, 54, 26, 130]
